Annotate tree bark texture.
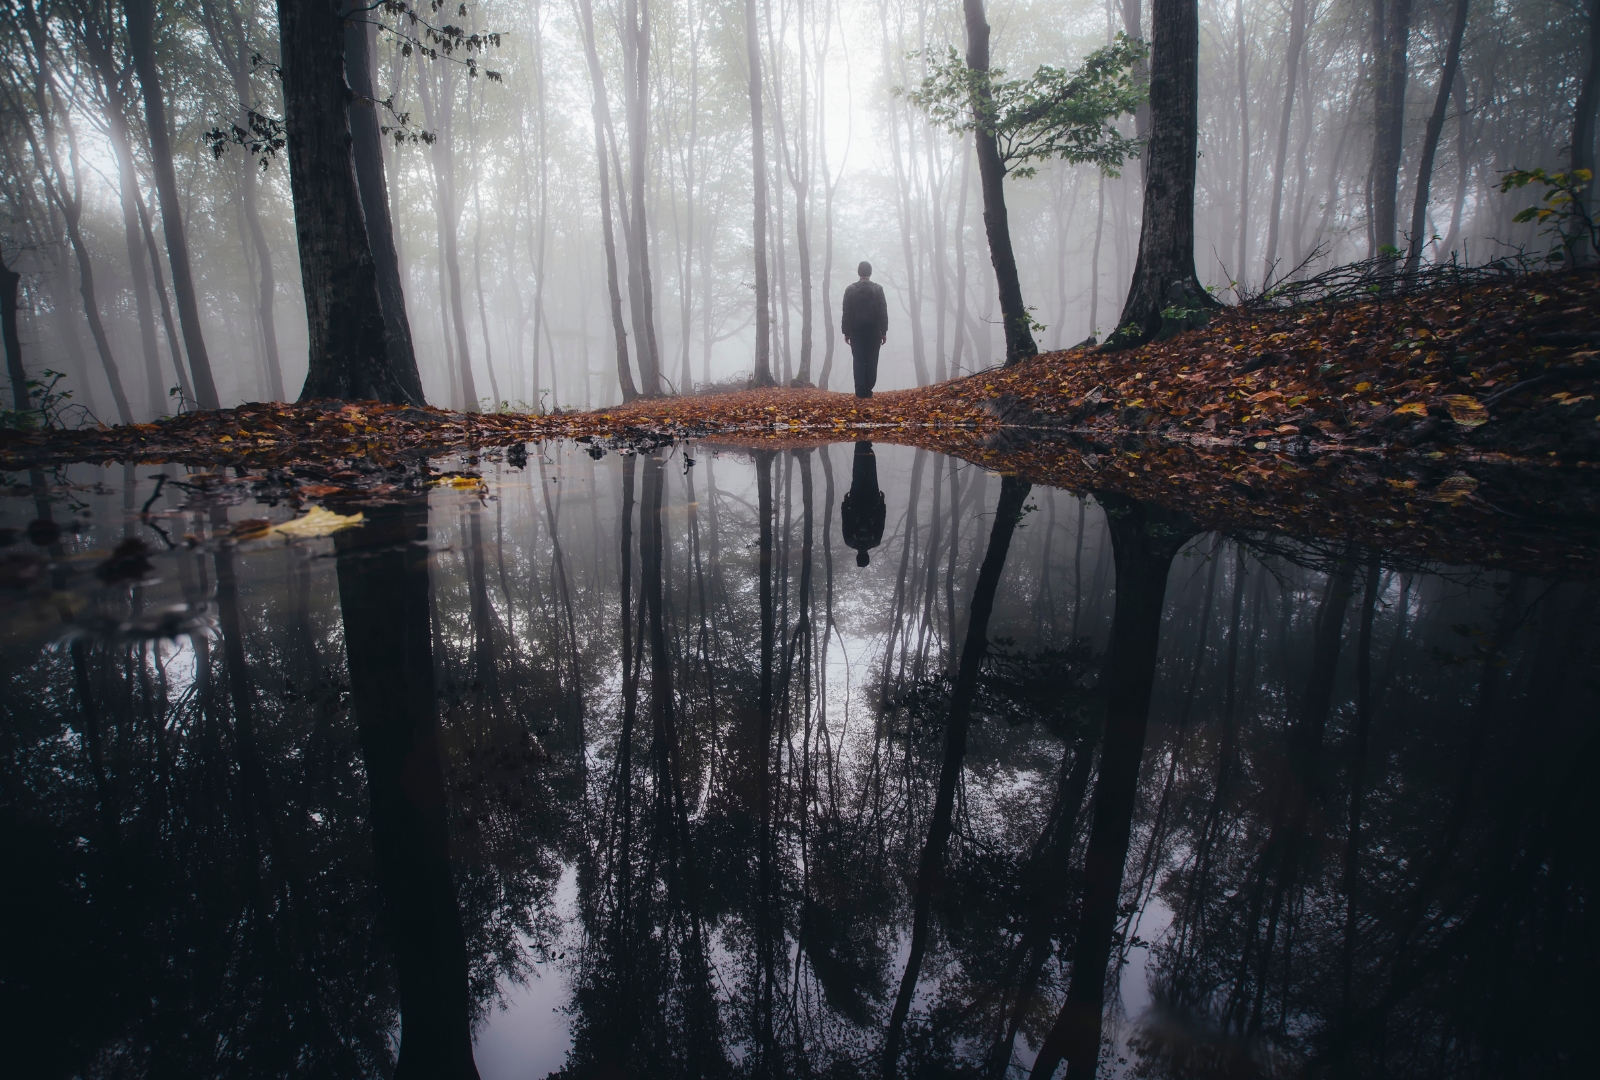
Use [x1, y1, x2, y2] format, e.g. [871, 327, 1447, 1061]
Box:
[1402, 0, 1468, 273]
[964, 0, 1038, 366]
[123, 0, 221, 409]
[1369, 0, 1415, 257]
[1113, 0, 1213, 346]
[345, 11, 424, 400]
[280, 0, 420, 403]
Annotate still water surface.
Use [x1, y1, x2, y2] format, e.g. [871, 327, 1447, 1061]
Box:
[1, 441, 1592, 1079]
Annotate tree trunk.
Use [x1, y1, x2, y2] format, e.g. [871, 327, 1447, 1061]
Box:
[746, 0, 775, 386]
[790, 0, 814, 387]
[964, 0, 1038, 366]
[1029, 495, 1195, 1080]
[345, 10, 424, 399]
[1234, 0, 1249, 281]
[1111, 0, 1213, 347]
[1262, 0, 1306, 282]
[1401, 0, 1469, 272]
[278, 0, 417, 403]
[21, 56, 135, 425]
[1369, 0, 1415, 259]
[1, 245, 25, 412]
[112, 120, 166, 413]
[1569, 0, 1599, 263]
[124, 0, 221, 409]
[78, 12, 168, 414]
[133, 189, 194, 405]
[624, 0, 663, 396]
[575, 0, 638, 402]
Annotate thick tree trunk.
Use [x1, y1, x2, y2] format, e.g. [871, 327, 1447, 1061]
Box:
[1, 246, 25, 412]
[576, 0, 638, 402]
[1111, 0, 1213, 347]
[1262, 0, 1306, 281]
[1029, 495, 1195, 1080]
[1402, 0, 1469, 272]
[1570, 0, 1599, 263]
[625, 0, 663, 395]
[123, 0, 221, 409]
[963, 0, 1038, 366]
[746, 0, 776, 386]
[278, 0, 417, 403]
[345, 12, 424, 399]
[1369, 0, 1415, 259]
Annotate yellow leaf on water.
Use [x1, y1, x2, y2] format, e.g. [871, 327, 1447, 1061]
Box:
[268, 506, 365, 539]
[1393, 402, 1428, 416]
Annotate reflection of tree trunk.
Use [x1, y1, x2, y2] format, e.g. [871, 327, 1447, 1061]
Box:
[334, 500, 479, 1078]
[985, 741, 1095, 1079]
[755, 450, 778, 1067]
[1229, 558, 1355, 1035]
[1030, 494, 1195, 1080]
[1338, 560, 1381, 1029]
[884, 475, 1033, 1079]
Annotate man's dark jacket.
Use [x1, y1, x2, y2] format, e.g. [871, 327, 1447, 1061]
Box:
[841, 279, 888, 341]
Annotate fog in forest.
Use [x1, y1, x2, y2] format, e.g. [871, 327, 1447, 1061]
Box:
[0, 0, 1591, 421]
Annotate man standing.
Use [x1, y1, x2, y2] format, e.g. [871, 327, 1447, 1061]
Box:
[840, 261, 888, 398]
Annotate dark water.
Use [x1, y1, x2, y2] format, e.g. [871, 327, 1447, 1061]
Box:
[1, 442, 1593, 1079]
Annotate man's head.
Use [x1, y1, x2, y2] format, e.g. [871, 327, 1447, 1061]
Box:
[857, 550, 871, 568]
[858, 261, 872, 279]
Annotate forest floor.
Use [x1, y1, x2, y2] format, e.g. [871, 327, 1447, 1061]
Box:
[4, 265, 1595, 468]
[3, 267, 1598, 575]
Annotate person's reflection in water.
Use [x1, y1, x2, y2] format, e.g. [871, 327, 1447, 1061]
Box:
[334, 499, 481, 1080]
[840, 441, 886, 567]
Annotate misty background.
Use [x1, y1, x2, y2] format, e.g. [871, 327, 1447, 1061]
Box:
[0, 0, 1588, 421]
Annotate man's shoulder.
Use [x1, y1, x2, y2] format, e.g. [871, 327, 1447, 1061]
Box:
[845, 279, 871, 296]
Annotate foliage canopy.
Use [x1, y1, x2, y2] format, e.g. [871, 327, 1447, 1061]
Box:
[901, 34, 1148, 180]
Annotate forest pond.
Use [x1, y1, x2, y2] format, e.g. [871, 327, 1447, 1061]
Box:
[2, 441, 1593, 1079]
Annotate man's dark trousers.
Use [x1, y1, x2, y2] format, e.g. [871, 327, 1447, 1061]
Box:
[851, 338, 880, 398]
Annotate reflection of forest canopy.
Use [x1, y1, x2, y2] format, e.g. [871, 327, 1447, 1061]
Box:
[1, 444, 1595, 1078]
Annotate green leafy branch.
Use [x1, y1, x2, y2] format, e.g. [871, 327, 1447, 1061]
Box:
[900, 34, 1148, 179]
[1500, 167, 1598, 263]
